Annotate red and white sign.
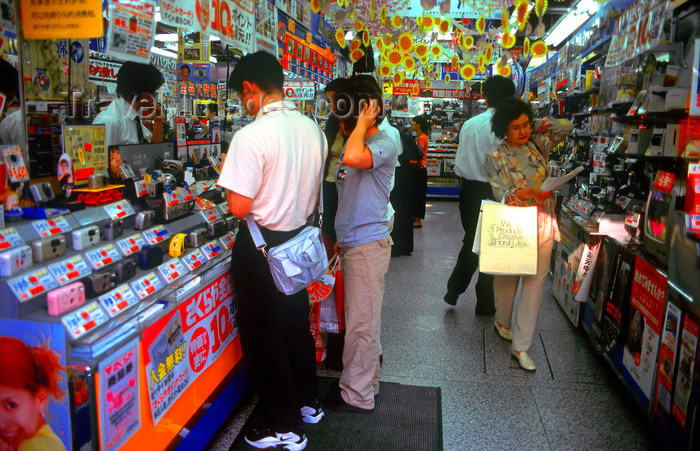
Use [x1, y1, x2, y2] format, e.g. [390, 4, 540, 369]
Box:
[283, 80, 314, 100]
[652, 170, 676, 194]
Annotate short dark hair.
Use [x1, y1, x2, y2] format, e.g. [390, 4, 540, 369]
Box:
[116, 62, 164, 101]
[179, 64, 191, 75]
[228, 51, 284, 93]
[491, 97, 533, 139]
[324, 78, 347, 93]
[483, 75, 515, 107]
[0, 59, 19, 99]
[412, 115, 430, 133]
[333, 75, 384, 133]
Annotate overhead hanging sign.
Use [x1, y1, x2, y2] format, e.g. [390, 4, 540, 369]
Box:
[255, 0, 278, 55]
[283, 80, 314, 100]
[21, 0, 103, 39]
[106, 0, 156, 63]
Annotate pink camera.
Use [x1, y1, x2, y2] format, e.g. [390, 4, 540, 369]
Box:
[47, 282, 86, 316]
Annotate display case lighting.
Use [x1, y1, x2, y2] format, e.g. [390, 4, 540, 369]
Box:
[155, 33, 178, 42]
[151, 46, 177, 58]
[544, 0, 600, 48]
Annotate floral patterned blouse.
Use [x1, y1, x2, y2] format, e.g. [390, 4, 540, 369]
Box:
[484, 117, 574, 239]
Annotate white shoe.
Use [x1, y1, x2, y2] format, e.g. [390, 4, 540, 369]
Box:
[511, 350, 536, 371]
[494, 321, 513, 341]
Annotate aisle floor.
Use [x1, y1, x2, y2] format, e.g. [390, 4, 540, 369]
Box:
[208, 199, 659, 450]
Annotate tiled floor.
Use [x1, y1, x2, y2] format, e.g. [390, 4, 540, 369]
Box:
[207, 199, 658, 450]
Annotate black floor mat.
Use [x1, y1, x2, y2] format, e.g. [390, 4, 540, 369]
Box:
[230, 377, 443, 450]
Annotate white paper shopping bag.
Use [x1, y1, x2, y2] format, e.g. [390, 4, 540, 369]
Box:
[479, 203, 538, 275]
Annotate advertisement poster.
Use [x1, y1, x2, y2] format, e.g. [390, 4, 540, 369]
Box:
[622, 256, 668, 405]
[22, 38, 90, 100]
[255, 0, 278, 55]
[0, 319, 71, 451]
[99, 338, 140, 451]
[178, 29, 209, 63]
[143, 273, 237, 424]
[89, 51, 122, 87]
[62, 125, 107, 183]
[655, 299, 682, 428]
[20, 0, 102, 39]
[107, 0, 156, 63]
[551, 214, 582, 326]
[672, 315, 698, 429]
[573, 235, 601, 302]
[391, 95, 419, 118]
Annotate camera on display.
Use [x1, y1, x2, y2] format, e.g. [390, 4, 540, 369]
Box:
[72, 226, 101, 251]
[104, 219, 124, 240]
[47, 282, 86, 316]
[84, 271, 116, 298]
[135, 210, 155, 230]
[32, 235, 67, 263]
[0, 245, 33, 277]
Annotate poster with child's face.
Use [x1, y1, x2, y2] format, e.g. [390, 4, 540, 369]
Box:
[0, 319, 71, 451]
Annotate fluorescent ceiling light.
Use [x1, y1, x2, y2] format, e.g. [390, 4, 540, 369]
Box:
[155, 33, 178, 42]
[210, 56, 218, 63]
[151, 47, 177, 58]
[165, 43, 177, 51]
[544, 0, 599, 47]
[210, 35, 220, 41]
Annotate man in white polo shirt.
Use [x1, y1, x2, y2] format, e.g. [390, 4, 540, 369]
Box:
[217, 51, 327, 451]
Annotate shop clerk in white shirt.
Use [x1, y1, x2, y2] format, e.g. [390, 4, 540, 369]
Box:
[216, 51, 326, 451]
[92, 62, 164, 146]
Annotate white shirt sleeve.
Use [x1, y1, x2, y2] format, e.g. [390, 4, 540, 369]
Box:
[217, 132, 264, 199]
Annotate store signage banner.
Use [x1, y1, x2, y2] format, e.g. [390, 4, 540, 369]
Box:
[99, 338, 141, 451]
[605, 0, 670, 67]
[622, 256, 667, 405]
[0, 319, 72, 450]
[151, 53, 178, 73]
[255, 0, 278, 55]
[143, 273, 237, 424]
[21, 0, 102, 39]
[106, 0, 156, 63]
[283, 80, 315, 100]
[89, 51, 122, 86]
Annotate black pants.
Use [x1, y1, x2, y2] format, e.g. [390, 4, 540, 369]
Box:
[446, 179, 495, 306]
[232, 225, 319, 431]
[321, 180, 337, 240]
[414, 167, 428, 219]
[390, 165, 417, 256]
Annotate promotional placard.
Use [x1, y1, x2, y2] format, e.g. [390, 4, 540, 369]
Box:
[99, 338, 141, 451]
[8, 267, 59, 302]
[672, 315, 698, 429]
[142, 273, 237, 424]
[98, 284, 140, 317]
[2, 145, 29, 182]
[61, 301, 109, 339]
[62, 124, 108, 183]
[85, 244, 123, 270]
[655, 300, 682, 428]
[106, 0, 156, 63]
[0, 227, 25, 249]
[32, 215, 72, 237]
[48, 255, 92, 286]
[116, 233, 146, 257]
[20, 0, 102, 39]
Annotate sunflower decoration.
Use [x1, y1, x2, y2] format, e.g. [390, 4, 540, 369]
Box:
[378, 65, 392, 78]
[439, 18, 451, 34]
[531, 40, 548, 57]
[403, 56, 416, 71]
[476, 14, 486, 34]
[384, 33, 393, 47]
[376, 37, 384, 51]
[398, 32, 414, 53]
[430, 44, 442, 58]
[393, 72, 404, 85]
[449, 55, 457, 68]
[434, 71, 441, 80]
[391, 14, 403, 29]
[444, 73, 451, 84]
[461, 64, 477, 81]
[501, 8, 509, 33]
[362, 29, 370, 47]
[310, 0, 320, 13]
[498, 65, 512, 77]
[420, 15, 434, 31]
[335, 28, 346, 48]
[349, 39, 361, 52]
[353, 20, 362, 32]
[462, 35, 474, 50]
[478, 54, 486, 72]
[515, 0, 532, 31]
[485, 43, 493, 63]
[424, 79, 432, 88]
[535, 0, 548, 18]
[350, 48, 365, 63]
[370, 0, 376, 22]
[415, 43, 429, 60]
[501, 32, 516, 49]
[523, 37, 531, 57]
[386, 49, 403, 67]
[411, 85, 420, 97]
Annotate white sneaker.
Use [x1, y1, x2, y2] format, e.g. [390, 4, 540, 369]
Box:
[300, 403, 324, 424]
[244, 426, 308, 450]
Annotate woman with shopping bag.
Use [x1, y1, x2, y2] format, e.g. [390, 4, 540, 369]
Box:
[483, 98, 574, 371]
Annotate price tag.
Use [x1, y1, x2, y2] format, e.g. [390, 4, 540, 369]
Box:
[130, 272, 165, 299]
[182, 248, 205, 271]
[0, 227, 25, 250]
[32, 216, 72, 237]
[134, 179, 148, 197]
[200, 208, 222, 223]
[48, 255, 91, 285]
[690, 214, 700, 232]
[217, 202, 231, 215]
[84, 244, 123, 270]
[116, 233, 146, 256]
[2, 145, 30, 182]
[61, 301, 109, 339]
[166, 191, 180, 207]
[98, 284, 139, 317]
[157, 258, 188, 283]
[143, 226, 170, 245]
[103, 200, 135, 221]
[567, 198, 576, 208]
[201, 240, 223, 260]
[219, 231, 235, 249]
[8, 267, 59, 302]
[182, 188, 196, 202]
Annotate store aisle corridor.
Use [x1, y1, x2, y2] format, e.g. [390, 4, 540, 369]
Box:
[209, 199, 659, 450]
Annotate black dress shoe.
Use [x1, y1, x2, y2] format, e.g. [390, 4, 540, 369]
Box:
[325, 384, 374, 414]
[443, 291, 458, 306]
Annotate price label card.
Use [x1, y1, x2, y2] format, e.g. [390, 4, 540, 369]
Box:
[200, 208, 222, 223]
[2, 145, 30, 182]
[48, 255, 92, 285]
[143, 226, 170, 245]
[98, 284, 139, 317]
[201, 240, 223, 260]
[32, 216, 72, 237]
[130, 272, 165, 299]
[0, 227, 25, 250]
[182, 249, 205, 271]
[217, 202, 231, 215]
[61, 301, 109, 339]
[157, 258, 188, 283]
[134, 179, 148, 197]
[116, 233, 146, 256]
[219, 231, 235, 249]
[84, 244, 123, 270]
[165, 191, 180, 207]
[8, 267, 59, 302]
[181, 189, 196, 202]
[103, 200, 135, 221]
